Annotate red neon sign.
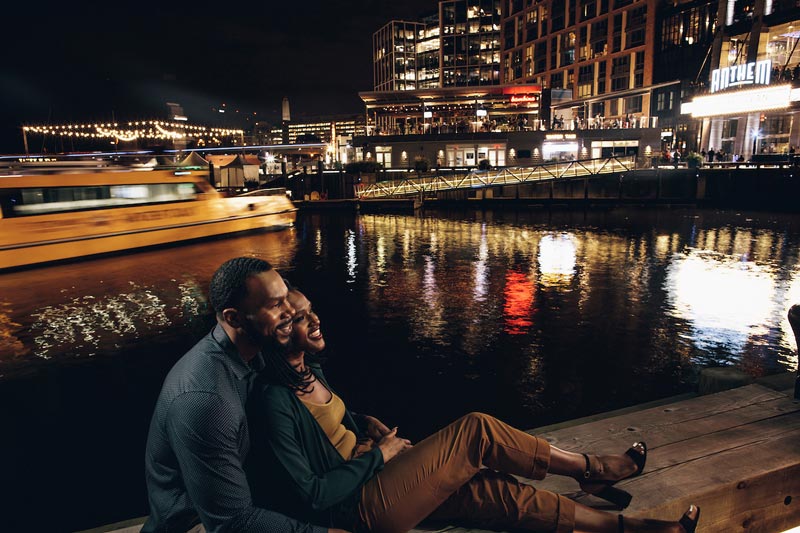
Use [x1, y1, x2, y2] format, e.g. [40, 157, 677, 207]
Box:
[510, 95, 538, 103]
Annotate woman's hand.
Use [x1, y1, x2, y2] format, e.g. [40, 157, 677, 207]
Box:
[377, 427, 412, 463]
[363, 415, 391, 443]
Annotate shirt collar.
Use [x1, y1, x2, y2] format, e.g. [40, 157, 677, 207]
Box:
[211, 323, 265, 380]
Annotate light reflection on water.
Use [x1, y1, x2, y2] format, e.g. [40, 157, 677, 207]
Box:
[2, 208, 799, 532]
[0, 228, 297, 376]
[309, 208, 799, 434]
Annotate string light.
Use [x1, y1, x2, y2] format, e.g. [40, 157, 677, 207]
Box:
[22, 119, 244, 143]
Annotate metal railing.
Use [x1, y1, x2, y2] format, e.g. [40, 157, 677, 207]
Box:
[355, 155, 637, 199]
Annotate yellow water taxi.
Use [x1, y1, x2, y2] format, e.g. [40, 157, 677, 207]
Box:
[0, 167, 296, 269]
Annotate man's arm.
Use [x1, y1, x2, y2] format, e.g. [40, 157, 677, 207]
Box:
[167, 392, 329, 533]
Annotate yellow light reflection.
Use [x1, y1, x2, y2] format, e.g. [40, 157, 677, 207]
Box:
[473, 225, 489, 302]
[538, 233, 577, 286]
[666, 251, 774, 353]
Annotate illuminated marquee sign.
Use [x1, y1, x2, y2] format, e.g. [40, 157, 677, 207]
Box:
[510, 94, 538, 103]
[683, 84, 792, 117]
[545, 133, 577, 140]
[710, 60, 771, 93]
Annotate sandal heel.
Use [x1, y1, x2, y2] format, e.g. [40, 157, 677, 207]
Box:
[592, 485, 633, 508]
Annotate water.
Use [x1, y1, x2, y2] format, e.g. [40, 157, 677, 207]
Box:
[1, 207, 798, 531]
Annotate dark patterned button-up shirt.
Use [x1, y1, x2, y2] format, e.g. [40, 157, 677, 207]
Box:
[143, 324, 326, 533]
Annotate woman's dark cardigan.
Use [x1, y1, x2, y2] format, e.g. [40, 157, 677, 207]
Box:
[246, 364, 384, 529]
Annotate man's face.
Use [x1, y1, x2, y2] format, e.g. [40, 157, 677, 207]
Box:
[236, 269, 295, 347]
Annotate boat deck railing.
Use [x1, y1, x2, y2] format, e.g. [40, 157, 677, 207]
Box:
[355, 155, 637, 199]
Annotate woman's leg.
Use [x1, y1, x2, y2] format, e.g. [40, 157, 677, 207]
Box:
[426, 469, 576, 533]
[421, 471, 696, 533]
[358, 412, 559, 533]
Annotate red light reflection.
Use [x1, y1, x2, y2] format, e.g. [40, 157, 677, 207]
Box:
[503, 270, 535, 335]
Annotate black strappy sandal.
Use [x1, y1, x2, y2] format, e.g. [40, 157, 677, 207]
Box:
[617, 505, 699, 532]
[581, 442, 647, 509]
[679, 505, 701, 533]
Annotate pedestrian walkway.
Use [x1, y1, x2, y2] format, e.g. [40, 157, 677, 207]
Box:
[354, 156, 637, 199]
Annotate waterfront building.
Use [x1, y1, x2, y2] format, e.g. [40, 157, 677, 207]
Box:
[682, 0, 800, 158]
[652, 0, 719, 153]
[373, 1, 502, 91]
[502, 0, 663, 128]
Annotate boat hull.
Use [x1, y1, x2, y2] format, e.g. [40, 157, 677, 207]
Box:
[0, 190, 297, 269]
[1, 211, 295, 269]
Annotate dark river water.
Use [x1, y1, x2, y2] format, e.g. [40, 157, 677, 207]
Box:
[1, 207, 799, 531]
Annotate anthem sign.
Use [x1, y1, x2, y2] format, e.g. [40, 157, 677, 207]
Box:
[710, 59, 772, 93]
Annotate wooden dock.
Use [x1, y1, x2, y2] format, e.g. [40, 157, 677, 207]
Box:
[415, 376, 800, 533]
[91, 376, 799, 533]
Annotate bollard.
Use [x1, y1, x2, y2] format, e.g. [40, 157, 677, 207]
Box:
[789, 304, 800, 400]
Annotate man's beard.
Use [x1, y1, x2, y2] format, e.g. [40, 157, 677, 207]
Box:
[241, 319, 294, 359]
[261, 333, 294, 361]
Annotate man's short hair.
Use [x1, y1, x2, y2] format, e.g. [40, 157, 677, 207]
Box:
[209, 257, 273, 313]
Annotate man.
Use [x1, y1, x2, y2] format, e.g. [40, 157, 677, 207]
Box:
[143, 257, 343, 533]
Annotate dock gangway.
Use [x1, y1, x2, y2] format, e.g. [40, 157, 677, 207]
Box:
[355, 155, 638, 199]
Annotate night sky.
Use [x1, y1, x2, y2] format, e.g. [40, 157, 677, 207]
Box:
[0, 0, 437, 153]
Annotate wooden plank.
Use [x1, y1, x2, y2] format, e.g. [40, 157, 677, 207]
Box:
[538, 385, 788, 451]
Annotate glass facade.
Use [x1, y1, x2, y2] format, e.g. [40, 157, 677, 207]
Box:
[373, 0, 501, 91]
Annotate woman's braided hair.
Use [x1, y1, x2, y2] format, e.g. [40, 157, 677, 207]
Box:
[259, 277, 316, 395]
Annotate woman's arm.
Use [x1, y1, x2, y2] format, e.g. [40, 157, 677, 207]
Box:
[260, 391, 384, 512]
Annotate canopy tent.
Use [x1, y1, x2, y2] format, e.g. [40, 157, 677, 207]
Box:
[206, 154, 259, 188]
[178, 152, 209, 169]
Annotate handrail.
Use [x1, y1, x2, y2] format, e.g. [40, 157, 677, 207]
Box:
[355, 156, 637, 199]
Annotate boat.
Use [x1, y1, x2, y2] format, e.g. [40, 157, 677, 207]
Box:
[0, 165, 297, 269]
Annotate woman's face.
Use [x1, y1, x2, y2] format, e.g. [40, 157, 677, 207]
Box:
[288, 290, 326, 354]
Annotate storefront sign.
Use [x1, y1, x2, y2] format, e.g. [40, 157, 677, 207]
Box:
[545, 133, 577, 140]
[710, 60, 771, 93]
[510, 95, 538, 103]
[683, 83, 791, 117]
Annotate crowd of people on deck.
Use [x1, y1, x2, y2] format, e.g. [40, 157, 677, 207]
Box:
[371, 112, 650, 136]
[141, 256, 703, 533]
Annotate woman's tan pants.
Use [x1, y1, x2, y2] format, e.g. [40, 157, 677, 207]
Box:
[357, 412, 576, 533]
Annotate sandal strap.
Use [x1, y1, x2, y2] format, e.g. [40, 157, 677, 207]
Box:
[618, 514, 624, 533]
[582, 453, 591, 479]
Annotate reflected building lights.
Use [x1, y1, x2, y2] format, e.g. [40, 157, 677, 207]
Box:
[346, 230, 357, 283]
[537, 233, 577, 286]
[665, 250, 774, 355]
[376, 236, 387, 276]
[29, 288, 170, 359]
[503, 270, 535, 334]
[0, 302, 27, 359]
[473, 226, 489, 302]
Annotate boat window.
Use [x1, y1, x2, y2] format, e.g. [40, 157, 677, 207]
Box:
[8, 182, 199, 216]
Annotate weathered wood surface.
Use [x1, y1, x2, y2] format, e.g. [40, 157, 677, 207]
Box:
[96, 384, 799, 533]
[414, 383, 800, 533]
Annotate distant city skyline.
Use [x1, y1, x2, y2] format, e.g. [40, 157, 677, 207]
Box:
[0, 0, 437, 153]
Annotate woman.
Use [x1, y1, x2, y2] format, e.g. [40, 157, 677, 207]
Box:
[247, 286, 700, 533]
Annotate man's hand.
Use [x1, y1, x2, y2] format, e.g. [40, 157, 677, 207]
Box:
[377, 427, 413, 463]
[363, 415, 392, 443]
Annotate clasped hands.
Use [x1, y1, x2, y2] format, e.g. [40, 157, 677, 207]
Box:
[363, 415, 413, 463]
